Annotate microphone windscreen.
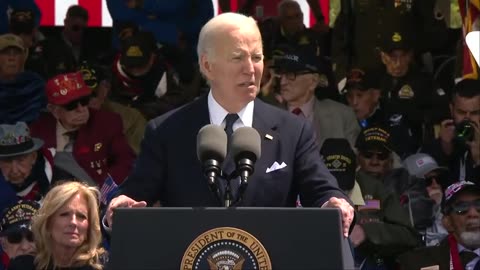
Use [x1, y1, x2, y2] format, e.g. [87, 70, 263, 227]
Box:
[231, 127, 261, 161]
[197, 124, 228, 162]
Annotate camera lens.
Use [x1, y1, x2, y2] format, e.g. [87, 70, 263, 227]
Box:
[456, 120, 475, 142]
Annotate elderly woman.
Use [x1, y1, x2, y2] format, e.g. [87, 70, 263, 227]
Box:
[8, 181, 105, 270]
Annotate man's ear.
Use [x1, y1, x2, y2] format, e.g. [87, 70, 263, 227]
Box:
[199, 54, 213, 81]
[309, 74, 320, 91]
[380, 51, 389, 65]
[442, 215, 454, 232]
[371, 88, 381, 102]
[47, 104, 60, 120]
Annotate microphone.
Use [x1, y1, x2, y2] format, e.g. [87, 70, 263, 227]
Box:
[197, 124, 227, 201]
[231, 127, 261, 200]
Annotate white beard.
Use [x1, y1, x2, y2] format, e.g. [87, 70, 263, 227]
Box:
[460, 231, 480, 248]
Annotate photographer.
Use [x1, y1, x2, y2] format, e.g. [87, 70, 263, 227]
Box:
[421, 79, 480, 184]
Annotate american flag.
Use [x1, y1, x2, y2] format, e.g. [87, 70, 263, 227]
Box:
[100, 174, 119, 205]
[34, 0, 326, 28]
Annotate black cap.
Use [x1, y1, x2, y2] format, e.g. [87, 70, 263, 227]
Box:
[78, 61, 106, 89]
[120, 32, 156, 68]
[344, 68, 381, 92]
[270, 45, 321, 73]
[320, 138, 357, 191]
[356, 125, 394, 153]
[0, 200, 40, 235]
[9, 9, 35, 34]
[381, 28, 414, 52]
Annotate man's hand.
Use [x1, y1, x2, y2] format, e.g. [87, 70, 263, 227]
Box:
[350, 225, 366, 247]
[439, 119, 455, 155]
[324, 197, 355, 237]
[106, 195, 147, 228]
[466, 122, 480, 166]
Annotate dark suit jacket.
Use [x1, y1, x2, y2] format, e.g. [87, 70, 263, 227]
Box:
[30, 109, 136, 186]
[397, 237, 450, 270]
[120, 95, 348, 207]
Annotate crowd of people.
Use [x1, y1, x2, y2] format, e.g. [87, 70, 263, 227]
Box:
[0, 0, 479, 269]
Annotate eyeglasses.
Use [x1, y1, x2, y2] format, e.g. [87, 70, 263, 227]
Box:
[62, 96, 91, 111]
[360, 151, 390, 161]
[424, 175, 443, 186]
[274, 71, 312, 81]
[449, 200, 480, 215]
[71, 25, 85, 32]
[6, 230, 34, 244]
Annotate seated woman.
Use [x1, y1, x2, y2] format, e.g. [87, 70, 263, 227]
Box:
[8, 181, 105, 270]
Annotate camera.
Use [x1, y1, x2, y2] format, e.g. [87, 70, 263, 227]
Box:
[455, 120, 475, 142]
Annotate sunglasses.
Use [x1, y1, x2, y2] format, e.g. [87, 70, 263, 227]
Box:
[71, 25, 85, 32]
[6, 230, 34, 244]
[274, 71, 313, 81]
[424, 175, 444, 186]
[360, 151, 390, 161]
[62, 96, 91, 111]
[449, 200, 480, 215]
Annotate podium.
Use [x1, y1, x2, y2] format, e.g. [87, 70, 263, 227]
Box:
[110, 207, 355, 270]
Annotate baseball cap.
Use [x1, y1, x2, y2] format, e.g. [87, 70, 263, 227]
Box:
[270, 45, 320, 73]
[0, 33, 25, 52]
[120, 32, 156, 68]
[344, 68, 380, 92]
[320, 138, 357, 191]
[382, 29, 413, 52]
[403, 153, 447, 179]
[442, 181, 480, 214]
[0, 200, 40, 236]
[9, 9, 35, 34]
[356, 126, 393, 153]
[46, 72, 92, 105]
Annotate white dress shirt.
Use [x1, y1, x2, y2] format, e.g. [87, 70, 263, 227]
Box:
[207, 91, 254, 130]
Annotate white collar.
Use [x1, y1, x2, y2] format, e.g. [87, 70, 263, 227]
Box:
[458, 243, 480, 256]
[207, 90, 254, 128]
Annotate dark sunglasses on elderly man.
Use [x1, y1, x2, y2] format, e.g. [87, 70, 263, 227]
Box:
[62, 95, 91, 111]
[449, 200, 480, 215]
[360, 151, 390, 161]
[6, 230, 34, 244]
[424, 174, 445, 186]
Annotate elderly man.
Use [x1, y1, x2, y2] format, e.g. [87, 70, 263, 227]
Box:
[0, 122, 54, 211]
[321, 138, 420, 269]
[398, 181, 480, 270]
[106, 12, 355, 237]
[0, 33, 45, 124]
[0, 200, 39, 270]
[29, 72, 135, 187]
[271, 45, 360, 148]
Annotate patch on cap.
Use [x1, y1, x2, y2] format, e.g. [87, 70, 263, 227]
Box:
[126, 46, 143, 57]
[392, 32, 402, 42]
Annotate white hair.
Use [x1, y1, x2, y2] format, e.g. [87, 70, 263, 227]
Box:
[197, 12, 259, 66]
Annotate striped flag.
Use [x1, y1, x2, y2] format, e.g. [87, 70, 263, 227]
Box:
[100, 174, 119, 205]
[34, 0, 328, 28]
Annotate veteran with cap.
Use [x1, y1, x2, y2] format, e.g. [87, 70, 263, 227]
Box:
[270, 45, 360, 148]
[379, 27, 447, 149]
[321, 138, 420, 269]
[0, 200, 39, 270]
[0, 33, 45, 124]
[0, 122, 54, 212]
[398, 181, 480, 270]
[29, 72, 136, 187]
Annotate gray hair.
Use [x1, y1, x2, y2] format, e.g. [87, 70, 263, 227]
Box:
[197, 12, 259, 67]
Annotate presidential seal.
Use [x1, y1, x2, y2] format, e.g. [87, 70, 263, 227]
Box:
[180, 227, 272, 270]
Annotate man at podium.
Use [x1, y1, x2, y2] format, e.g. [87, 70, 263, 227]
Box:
[105, 12, 355, 237]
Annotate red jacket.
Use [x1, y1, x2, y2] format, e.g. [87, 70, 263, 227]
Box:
[30, 109, 136, 186]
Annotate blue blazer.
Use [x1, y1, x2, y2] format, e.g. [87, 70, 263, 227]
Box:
[119, 95, 348, 207]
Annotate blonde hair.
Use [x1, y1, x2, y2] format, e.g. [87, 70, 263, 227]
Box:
[197, 12, 261, 71]
[32, 181, 104, 270]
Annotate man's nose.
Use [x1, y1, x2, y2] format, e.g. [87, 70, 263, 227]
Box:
[243, 58, 254, 74]
[18, 238, 33, 251]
